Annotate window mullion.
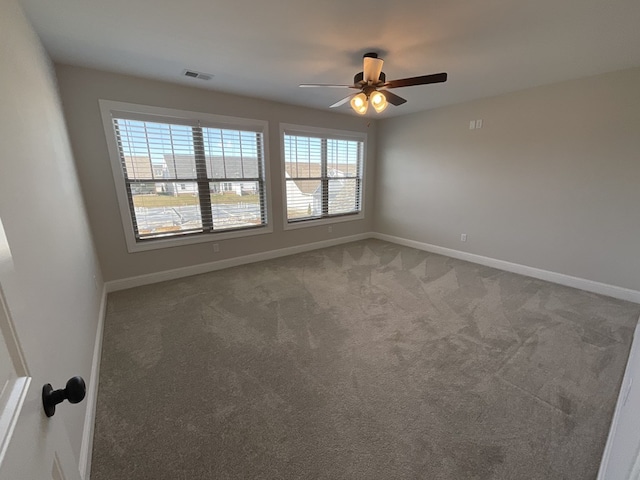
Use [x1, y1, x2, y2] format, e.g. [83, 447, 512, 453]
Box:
[192, 126, 213, 232]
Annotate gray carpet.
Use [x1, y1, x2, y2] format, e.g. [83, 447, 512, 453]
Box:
[92, 239, 640, 479]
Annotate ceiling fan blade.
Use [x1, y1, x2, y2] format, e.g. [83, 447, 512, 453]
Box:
[381, 90, 407, 106]
[330, 93, 358, 108]
[363, 57, 384, 83]
[384, 72, 448, 89]
[299, 83, 356, 88]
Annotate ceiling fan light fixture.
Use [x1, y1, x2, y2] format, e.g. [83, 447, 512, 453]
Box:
[350, 92, 368, 114]
[370, 91, 388, 113]
[301, 52, 447, 113]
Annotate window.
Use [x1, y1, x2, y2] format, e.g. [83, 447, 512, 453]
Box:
[281, 124, 365, 227]
[100, 101, 270, 252]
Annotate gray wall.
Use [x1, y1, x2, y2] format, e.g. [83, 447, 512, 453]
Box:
[375, 67, 640, 291]
[55, 65, 376, 281]
[0, 0, 103, 465]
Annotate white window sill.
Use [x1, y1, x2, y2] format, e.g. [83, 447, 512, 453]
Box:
[283, 213, 364, 231]
[125, 224, 273, 253]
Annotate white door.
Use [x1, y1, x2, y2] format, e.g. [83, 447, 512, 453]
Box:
[598, 322, 640, 480]
[0, 283, 81, 480]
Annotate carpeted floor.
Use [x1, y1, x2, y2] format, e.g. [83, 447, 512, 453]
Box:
[92, 239, 640, 479]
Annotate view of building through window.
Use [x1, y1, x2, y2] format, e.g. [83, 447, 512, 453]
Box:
[283, 133, 363, 223]
[114, 118, 266, 240]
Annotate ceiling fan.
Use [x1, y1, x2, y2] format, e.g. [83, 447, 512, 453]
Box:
[300, 52, 447, 114]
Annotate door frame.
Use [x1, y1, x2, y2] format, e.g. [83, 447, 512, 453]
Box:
[597, 319, 640, 479]
[0, 284, 30, 466]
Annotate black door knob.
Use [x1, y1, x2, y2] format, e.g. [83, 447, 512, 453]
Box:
[42, 376, 86, 417]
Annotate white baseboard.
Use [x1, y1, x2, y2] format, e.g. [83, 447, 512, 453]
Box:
[78, 284, 107, 480]
[105, 233, 371, 292]
[371, 232, 640, 303]
[105, 231, 640, 303]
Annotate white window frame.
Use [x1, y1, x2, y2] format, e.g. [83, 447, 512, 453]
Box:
[280, 123, 366, 230]
[100, 100, 272, 253]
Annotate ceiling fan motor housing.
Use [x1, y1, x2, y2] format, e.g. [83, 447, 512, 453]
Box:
[354, 71, 386, 86]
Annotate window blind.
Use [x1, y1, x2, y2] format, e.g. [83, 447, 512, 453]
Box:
[113, 117, 267, 241]
[283, 133, 363, 223]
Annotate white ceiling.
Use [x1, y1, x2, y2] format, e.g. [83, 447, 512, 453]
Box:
[18, 0, 640, 117]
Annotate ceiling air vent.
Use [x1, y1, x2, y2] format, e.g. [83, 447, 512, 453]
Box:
[183, 69, 213, 81]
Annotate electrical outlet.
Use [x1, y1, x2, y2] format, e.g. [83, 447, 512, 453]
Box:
[469, 120, 476, 130]
[461, 234, 467, 242]
[476, 119, 483, 129]
[212, 243, 220, 253]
